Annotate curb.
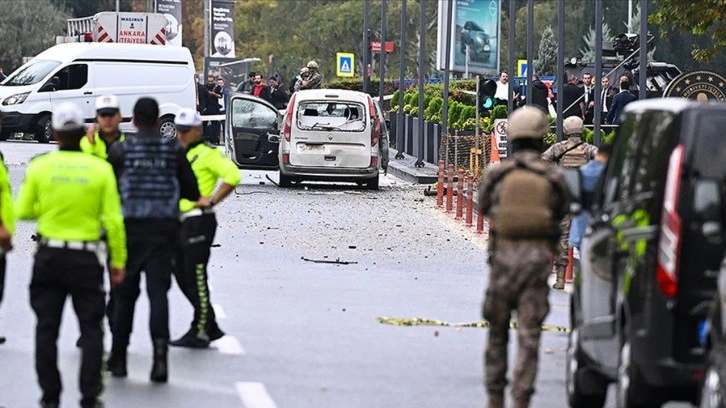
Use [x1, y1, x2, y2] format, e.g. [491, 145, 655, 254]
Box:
[387, 149, 439, 184]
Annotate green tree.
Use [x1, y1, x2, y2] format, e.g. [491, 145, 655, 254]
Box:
[579, 22, 614, 63]
[651, 0, 726, 62]
[0, 0, 70, 70]
[535, 25, 557, 76]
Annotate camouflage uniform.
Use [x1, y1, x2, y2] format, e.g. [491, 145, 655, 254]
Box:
[542, 135, 597, 288]
[300, 70, 322, 90]
[479, 149, 569, 408]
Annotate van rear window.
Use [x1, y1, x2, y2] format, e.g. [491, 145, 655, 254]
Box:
[693, 114, 726, 179]
[297, 101, 366, 132]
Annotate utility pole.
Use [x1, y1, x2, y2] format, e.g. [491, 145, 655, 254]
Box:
[379, 0, 387, 108]
[203, 0, 210, 59]
[395, 0, 406, 160]
[414, 0, 426, 168]
[363, 0, 370, 93]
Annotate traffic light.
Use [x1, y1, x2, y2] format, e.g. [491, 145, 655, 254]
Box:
[478, 78, 498, 109]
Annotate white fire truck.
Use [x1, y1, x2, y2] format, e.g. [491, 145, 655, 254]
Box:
[57, 12, 169, 45]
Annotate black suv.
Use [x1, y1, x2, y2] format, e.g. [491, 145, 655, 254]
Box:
[567, 99, 726, 408]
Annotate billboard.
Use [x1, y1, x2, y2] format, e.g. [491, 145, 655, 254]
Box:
[437, 0, 501, 76]
[156, 0, 183, 47]
[211, 0, 236, 58]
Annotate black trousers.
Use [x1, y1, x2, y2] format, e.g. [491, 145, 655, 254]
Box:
[0, 254, 5, 307]
[173, 213, 219, 336]
[111, 222, 178, 348]
[204, 121, 220, 144]
[30, 247, 104, 404]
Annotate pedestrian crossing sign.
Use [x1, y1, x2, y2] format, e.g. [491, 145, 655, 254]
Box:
[336, 52, 355, 77]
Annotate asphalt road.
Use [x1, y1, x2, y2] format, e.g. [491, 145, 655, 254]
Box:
[0, 141, 692, 408]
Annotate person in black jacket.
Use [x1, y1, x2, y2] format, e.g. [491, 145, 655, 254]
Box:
[530, 75, 549, 113]
[268, 76, 289, 109]
[561, 75, 584, 119]
[106, 97, 207, 384]
[606, 80, 638, 124]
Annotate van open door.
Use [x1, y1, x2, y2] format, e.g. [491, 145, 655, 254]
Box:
[226, 94, 281, 169]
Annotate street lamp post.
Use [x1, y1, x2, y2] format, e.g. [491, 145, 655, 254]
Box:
[414, 0, 426, 168]
[395, 0, 406, 160]
[379, 0, 387, 108]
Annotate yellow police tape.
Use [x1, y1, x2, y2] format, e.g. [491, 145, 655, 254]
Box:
[376, 316, 571, 333]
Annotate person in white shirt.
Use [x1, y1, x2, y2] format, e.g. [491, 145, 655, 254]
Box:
[494, 71, 521, 107]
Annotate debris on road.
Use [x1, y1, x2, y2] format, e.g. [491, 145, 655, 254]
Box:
[301, 257, 358, 265]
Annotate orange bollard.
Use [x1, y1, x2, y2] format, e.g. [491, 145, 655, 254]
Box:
[436, 160, 445, 208]
[445, 164, 454, 213]
[455, 169, 465, 220]
[465, 175, 474, 227]
[565, 247, 575, 283]
[476, 210, 485, 234]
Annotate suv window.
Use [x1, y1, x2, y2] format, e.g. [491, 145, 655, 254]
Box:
[630, 110, 676, 199]
[600, 112, 639, 207]
[54, 64, 89, 91]
[693, 113, 726, 179]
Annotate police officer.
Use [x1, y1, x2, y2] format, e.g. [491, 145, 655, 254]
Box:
[81, 94, 126, 159]
[106, 97, 204, 383]
[169, 109, 240, 348]
[0, 119, 13, 346]
[478, 107, 570, 408]
[542, 116, 597, 289]
[15, 102, 126, 408]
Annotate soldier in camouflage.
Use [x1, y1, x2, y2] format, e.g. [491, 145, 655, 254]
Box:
[541, 116, 597, 289]
[299, 60, 322, 90]
[478, 107, 570, 408]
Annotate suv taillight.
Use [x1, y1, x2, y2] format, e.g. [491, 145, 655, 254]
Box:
[368, 97, 380, 147]
[656, 144, 684, 298]
[283, 94, 296, 142]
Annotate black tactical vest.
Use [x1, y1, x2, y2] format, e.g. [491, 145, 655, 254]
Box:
[117, 133, 181, 220]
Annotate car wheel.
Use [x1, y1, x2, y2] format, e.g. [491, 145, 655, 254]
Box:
[701, 345, 726, 408]
[278, 172, 292, 188]
[159, 116, 177, 139]
[35, 114, 52, 144]
[365, 176, 379, 190]
[617, 331, 660, 408]
[566, 328, 607, 408]
[0, 130, 10, 142]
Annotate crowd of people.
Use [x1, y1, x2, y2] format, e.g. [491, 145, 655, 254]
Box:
[493, 69, 639, 125]
[0, 94, 240, 407]
[192, 60, 322, 146]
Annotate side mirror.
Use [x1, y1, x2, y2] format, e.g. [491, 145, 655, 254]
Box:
[693, 179, 723, 240]
[385, 119, 391, 130]
[563, 168, 583, 214]
[39, 77, 59, 92]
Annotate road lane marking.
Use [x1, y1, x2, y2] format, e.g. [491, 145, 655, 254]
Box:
[213, 303, 227, 319]
[214, 335, 245, 355]
[235, 382, 277, 408]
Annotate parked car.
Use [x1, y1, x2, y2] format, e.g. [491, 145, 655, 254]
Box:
[274, 89, 388, 189]
[460, 21, 491, 62]
[701, 254, 726, 408]
[567, 98, 726, 408]
[225, 92, 281, 169]
[0, 42, 197, 142]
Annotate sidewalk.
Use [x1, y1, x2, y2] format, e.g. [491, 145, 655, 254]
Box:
[386, 148, 439, 184]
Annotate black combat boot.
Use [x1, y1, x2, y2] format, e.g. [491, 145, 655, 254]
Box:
[150, 338, 168, 383]
[105, 347, 127, 377]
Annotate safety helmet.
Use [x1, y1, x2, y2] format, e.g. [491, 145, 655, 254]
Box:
[306, 60, 318, 69]
[563, 116, 584, 136]
[507, 106, 548, 141]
